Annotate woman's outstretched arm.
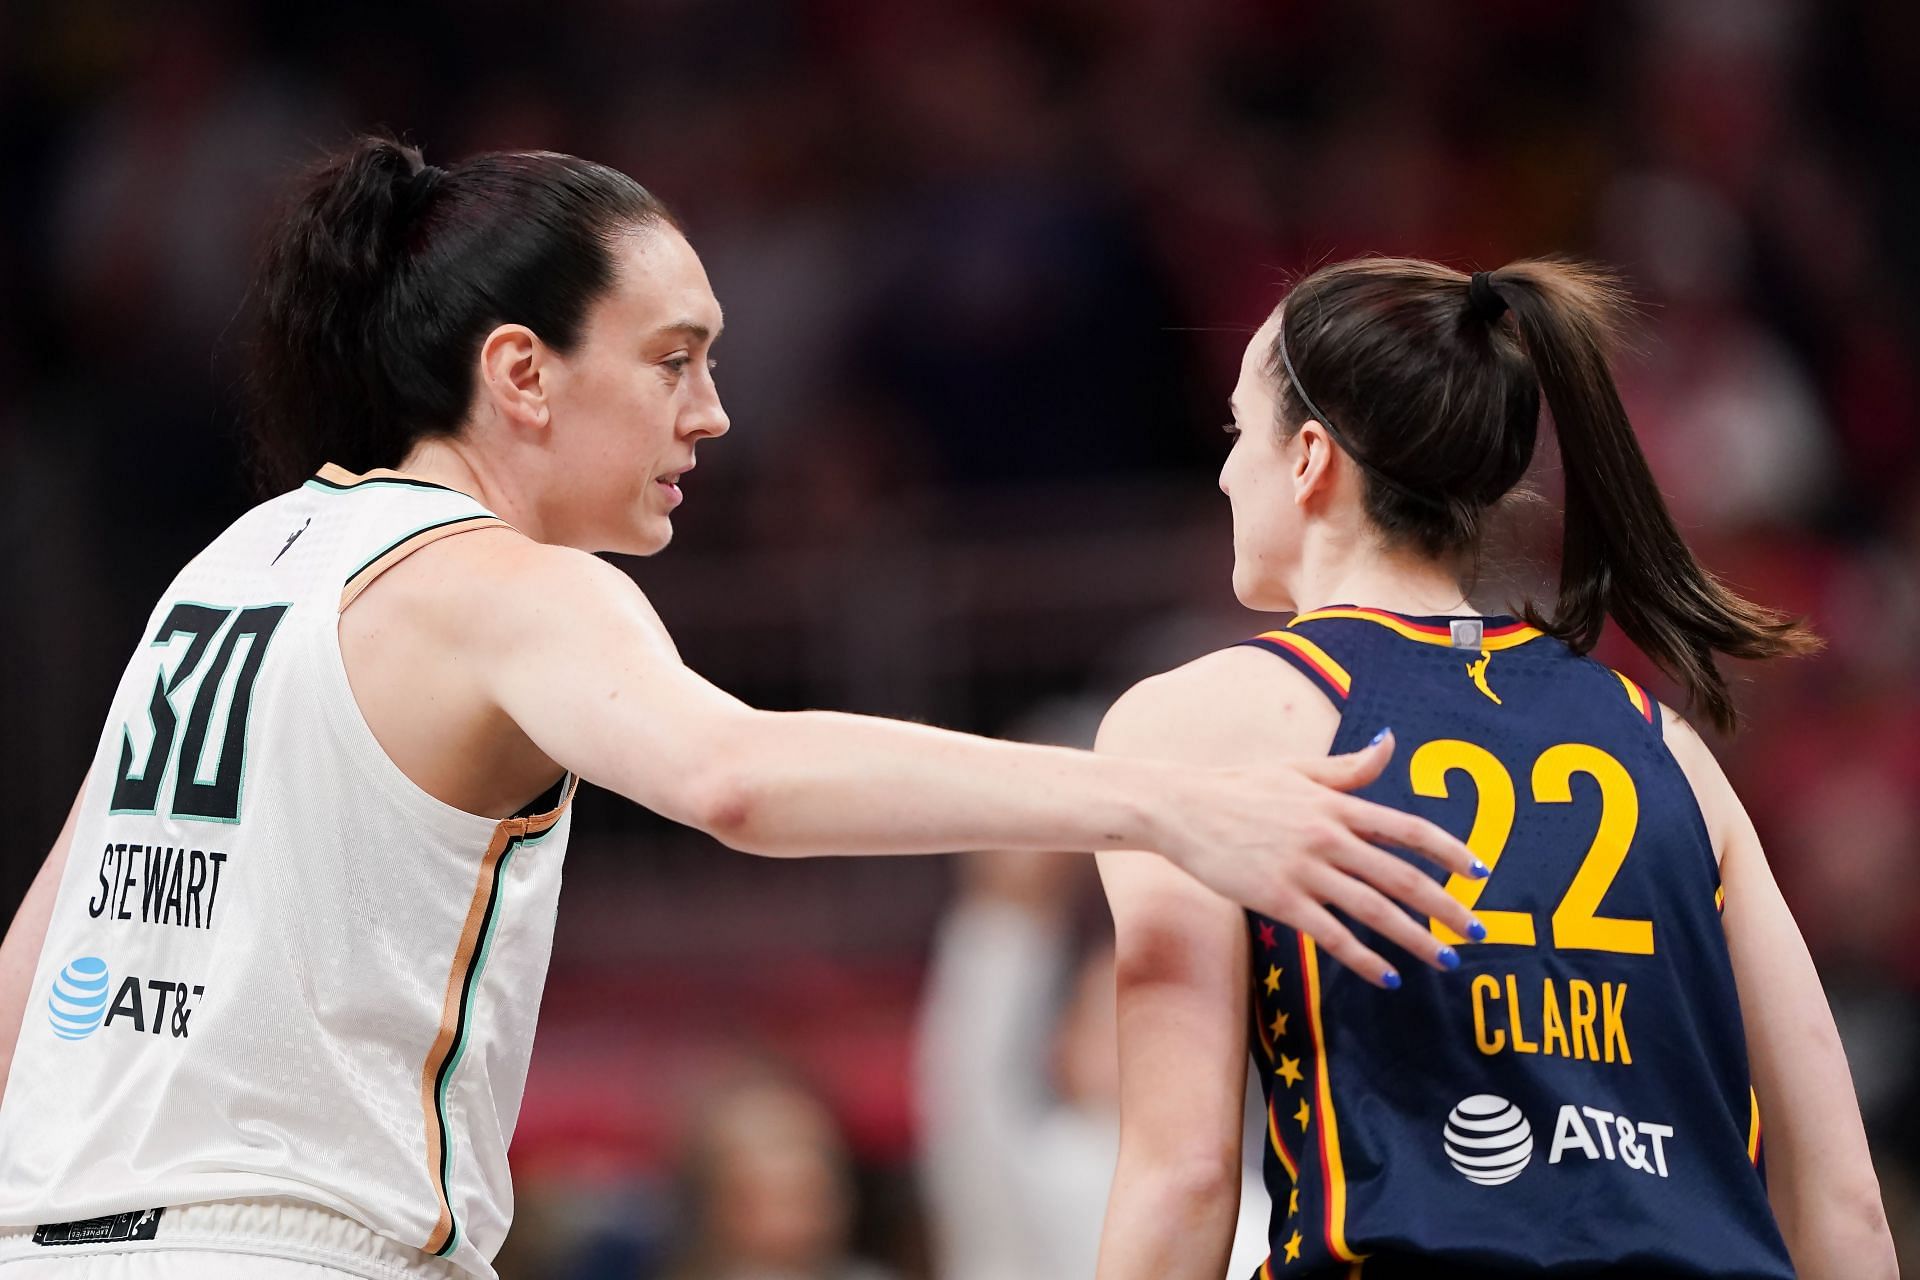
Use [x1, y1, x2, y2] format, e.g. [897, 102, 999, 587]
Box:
[455, 534, 1479, 982]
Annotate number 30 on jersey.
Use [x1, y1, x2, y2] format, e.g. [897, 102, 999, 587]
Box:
[109, 602, 288, 824]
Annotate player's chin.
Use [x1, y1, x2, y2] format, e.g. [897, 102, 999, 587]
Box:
[625, 516, 674, 557]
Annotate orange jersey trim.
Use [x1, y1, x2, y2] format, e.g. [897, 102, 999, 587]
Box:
[1291, 606, 1543, 651]
[418, 777, 577, 1255]
[1747, 1087, 1763, 1166]
[339, 514, 512, 612]
[1300, 933, 1361, 1263]
[1252, 630, 1354, 697]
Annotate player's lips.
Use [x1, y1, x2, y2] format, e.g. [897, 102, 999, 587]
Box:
[655, 462, 693, 508]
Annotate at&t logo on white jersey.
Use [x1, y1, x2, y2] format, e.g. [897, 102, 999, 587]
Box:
[45, 956, 205, 1042]
[1443, 1094, 1534, 1185]
[47, 957, 111, 1040]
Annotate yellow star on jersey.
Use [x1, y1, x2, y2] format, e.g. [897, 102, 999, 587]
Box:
[1269, 1010, 1290, 1038]
[1295, 1098, 1311, 1131]
[1284, 1229, 1303, 1262]
[1287, 1188, 1300, 1218]
[1276, 1054, 1304, 1088]
[1263, 964, 1282, 994]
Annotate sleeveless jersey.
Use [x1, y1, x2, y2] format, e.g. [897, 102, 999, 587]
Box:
[0, 465, 576, 1280]
[1238, 607, 1792, 1280]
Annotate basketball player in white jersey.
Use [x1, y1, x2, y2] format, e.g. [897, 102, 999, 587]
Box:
[0, 136, 1483, 1280]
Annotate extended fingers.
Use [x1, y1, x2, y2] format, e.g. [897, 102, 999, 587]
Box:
[1336, 794, 1485, 882]
[1283, 897, 1401, 990]
[1331, 836, 1482, 945]
[1310, 860, 1463, 974]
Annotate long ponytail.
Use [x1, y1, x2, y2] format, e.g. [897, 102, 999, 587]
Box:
[1491, 260, 1819, 732]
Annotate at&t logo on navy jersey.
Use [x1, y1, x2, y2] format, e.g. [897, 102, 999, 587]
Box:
[46, 956, 204, 1042]
[1444, 1092, 1675, 1184]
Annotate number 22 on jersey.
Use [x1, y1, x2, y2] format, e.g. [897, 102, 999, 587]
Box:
[1413, 739, 1654, 956]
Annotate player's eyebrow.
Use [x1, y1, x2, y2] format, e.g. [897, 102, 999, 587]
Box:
[653, 320, 716, 343]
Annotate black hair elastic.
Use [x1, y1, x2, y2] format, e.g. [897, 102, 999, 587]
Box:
[1274, 315, 1451, 512]
[397, 164, 447, 226]
[1467, 271, 1508, 324]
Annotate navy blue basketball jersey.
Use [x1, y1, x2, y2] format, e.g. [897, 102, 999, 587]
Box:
[1239, 607, 1792, 1280]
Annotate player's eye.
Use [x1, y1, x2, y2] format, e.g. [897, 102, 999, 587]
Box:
[1222, 421, 1241, 438]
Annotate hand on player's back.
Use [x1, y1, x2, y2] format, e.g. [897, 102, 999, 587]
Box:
[1148, 732, 1484, 987]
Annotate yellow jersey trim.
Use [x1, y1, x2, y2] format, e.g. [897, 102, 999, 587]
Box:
[1291, 606, 1544, 651]
[1301, 933, 1361, 1263]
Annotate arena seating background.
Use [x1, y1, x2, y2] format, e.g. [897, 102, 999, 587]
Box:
[3, 1, 1916, 1273]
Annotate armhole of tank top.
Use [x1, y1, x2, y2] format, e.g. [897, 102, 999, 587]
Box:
[1237, 627, 1353, 710]
[1607, 667, 1661, 734]
[338, 511, 515, 613]
[1641, 695, 1729, 900]
[310, 513, 541, 841]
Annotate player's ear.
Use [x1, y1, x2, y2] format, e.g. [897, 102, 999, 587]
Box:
[1292, 419, 1337, 506]
[477, 323, 551, 433]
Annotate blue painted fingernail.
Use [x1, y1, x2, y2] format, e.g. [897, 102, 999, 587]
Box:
[1369, 727, 1391, 747]
[1382, 968, 1402, 990]
[1469, 858, 1491, 879]
[1437, 945, 1460, 971]
[1467, 919, 1488, 942]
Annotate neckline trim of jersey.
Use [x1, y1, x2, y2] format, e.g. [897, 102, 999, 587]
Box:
[306, 463, 472, 498]
[1289, 604, 1546, 651]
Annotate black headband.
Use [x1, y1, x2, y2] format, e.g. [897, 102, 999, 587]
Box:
[1468, 271, 1508, 324]
[1274, 316, 1450, 512]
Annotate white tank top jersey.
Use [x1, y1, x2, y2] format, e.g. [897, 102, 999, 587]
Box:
[0, 465, 577, 1279]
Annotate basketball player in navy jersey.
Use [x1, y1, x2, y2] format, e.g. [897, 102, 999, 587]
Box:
[1096, 259, 1895, 1279]
[0, 139, 1483, 1280]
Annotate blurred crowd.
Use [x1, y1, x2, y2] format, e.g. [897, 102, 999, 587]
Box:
[3, 0, 1918, 1275]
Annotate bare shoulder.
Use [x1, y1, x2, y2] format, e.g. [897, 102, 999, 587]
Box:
[1097, 644, 1342, 766]
[1658, 704, 1744, 858]
[361, 526, 674, 654]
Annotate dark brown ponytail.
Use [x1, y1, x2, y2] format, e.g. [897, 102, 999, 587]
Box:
[1488, 260, 1817, 731]
[1268, 256, 1818, 733]
[246, 132, 676, 495]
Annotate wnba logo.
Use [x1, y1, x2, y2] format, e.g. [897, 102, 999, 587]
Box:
[1444, 1094, 1534, 1186]
[47, 957, 111, 1041]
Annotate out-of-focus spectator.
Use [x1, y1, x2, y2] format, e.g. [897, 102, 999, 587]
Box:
[917, 846, 1273, 1280]
[1600, 170, 1835, 531]
[916, 695, 1271, 1280]
[664, 1070, 901, 1280]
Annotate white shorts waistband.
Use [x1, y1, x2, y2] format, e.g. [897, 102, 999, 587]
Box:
[0, 1199, 472, 1280]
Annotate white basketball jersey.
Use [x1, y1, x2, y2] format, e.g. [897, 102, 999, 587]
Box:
[0, 465, 576, 1279]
